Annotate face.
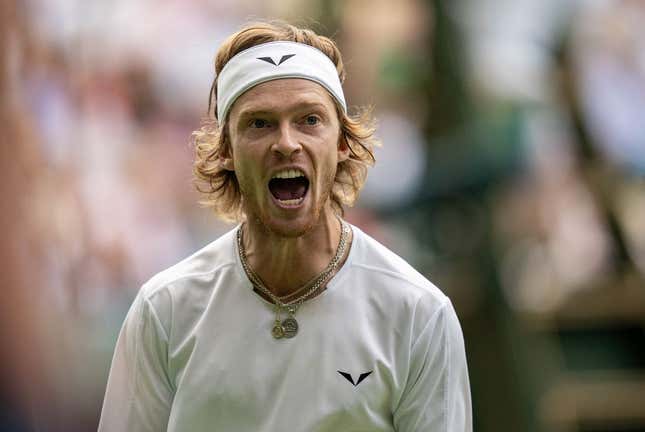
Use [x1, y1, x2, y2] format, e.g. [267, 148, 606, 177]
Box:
[222, 78, 349, 237]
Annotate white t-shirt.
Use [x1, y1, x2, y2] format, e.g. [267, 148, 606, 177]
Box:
[98, 224, 472, 431]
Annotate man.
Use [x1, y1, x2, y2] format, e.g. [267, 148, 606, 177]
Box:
[99, 21, 472, 431]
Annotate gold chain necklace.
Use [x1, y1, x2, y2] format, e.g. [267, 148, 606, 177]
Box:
[237, 220, 350, 339]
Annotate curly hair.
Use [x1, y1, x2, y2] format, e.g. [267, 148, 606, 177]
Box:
[192, 21, 378, 222]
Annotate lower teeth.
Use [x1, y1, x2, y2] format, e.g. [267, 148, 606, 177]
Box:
[278, 198, 303, 205]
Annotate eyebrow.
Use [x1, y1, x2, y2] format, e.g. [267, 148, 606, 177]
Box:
[236, 101, 331, 120]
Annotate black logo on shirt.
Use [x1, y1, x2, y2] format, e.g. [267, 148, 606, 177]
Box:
[337, 370, 372, 387]
[257, 54, 296, 66]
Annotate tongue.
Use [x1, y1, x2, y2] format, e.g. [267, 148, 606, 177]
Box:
[269, 177, 308, 200]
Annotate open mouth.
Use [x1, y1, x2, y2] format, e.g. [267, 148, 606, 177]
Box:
[268, 169, 309, 206]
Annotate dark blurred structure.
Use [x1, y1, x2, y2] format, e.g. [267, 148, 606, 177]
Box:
[3, 0, 644, 431]
[396, 1, 645, 431]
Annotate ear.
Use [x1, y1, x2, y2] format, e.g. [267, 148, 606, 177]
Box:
[219, 154, 235, 171]
[219, 133, 235, 171]
[337, 134, 350, 162]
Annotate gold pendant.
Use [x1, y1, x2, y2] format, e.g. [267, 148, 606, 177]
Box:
[271, 305, 284, 339]
[272, 322, 285, 339]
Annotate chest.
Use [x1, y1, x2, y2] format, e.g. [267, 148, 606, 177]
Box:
[167, 296, 405, 432]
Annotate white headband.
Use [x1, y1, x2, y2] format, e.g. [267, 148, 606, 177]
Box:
[216, 41, 347, 121]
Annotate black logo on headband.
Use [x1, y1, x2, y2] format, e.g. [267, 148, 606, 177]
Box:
[257, 54, 296, 66]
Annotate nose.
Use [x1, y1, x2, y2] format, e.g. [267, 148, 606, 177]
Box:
[271, 122, 302, 158]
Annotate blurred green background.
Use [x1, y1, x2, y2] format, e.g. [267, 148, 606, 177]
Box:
[2, 0, 645, 431]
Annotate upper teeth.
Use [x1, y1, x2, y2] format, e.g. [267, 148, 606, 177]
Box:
[272, 169, 305, 179]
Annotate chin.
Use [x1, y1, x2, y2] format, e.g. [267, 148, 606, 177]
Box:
[261, 214, 316, 238]
[256, 200, 326, 238]
[245, 189, 332, 238]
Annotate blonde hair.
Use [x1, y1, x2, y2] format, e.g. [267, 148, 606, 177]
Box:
[192, 21, 378, 222]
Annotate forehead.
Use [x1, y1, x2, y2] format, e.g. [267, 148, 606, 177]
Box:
[228, 78, 338, 118]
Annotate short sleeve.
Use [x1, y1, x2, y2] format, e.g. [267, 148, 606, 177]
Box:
[98, 291, 174, 432]
[393, 300, 472, 432]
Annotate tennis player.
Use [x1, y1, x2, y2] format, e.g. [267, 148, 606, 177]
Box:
[99, 21, 472, 431]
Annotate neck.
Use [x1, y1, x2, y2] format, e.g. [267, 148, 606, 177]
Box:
[241, 208, 345, 298]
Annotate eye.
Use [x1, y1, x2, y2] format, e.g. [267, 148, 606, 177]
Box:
[251, 118, 268, 128]
[305, 115, 320, 126]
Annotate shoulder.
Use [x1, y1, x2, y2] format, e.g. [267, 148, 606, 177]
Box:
[137, 226, 239, 311]
[347, 224, 449, 317]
